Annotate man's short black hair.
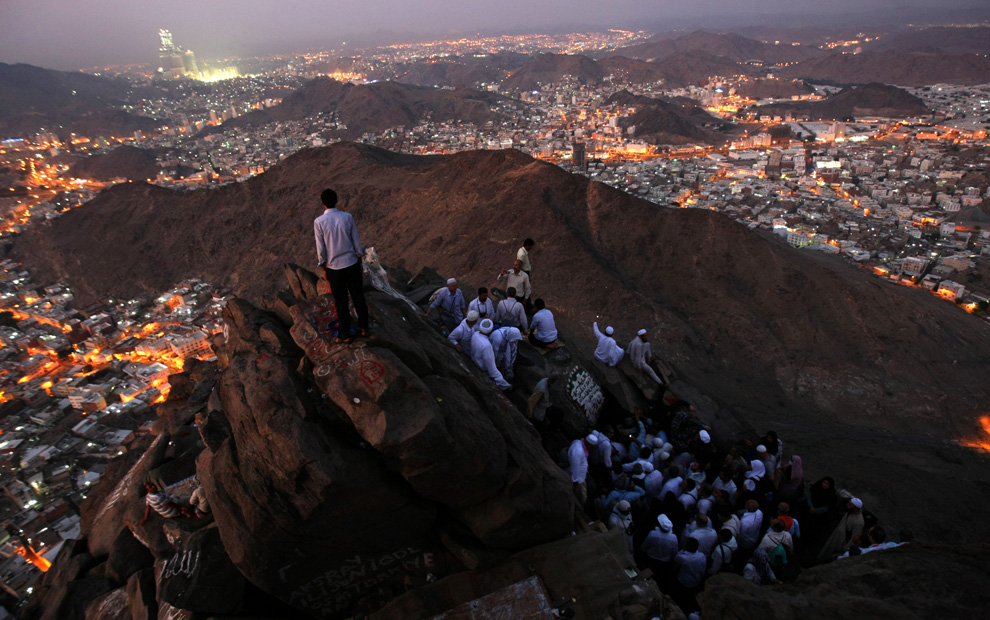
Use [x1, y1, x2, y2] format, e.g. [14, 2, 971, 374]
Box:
[534, 298, 546, 310]
[506, 286, 516, 297]
[685, 537, 700, 552]
[524, 238, 535, 247]
[478, 286, 488, 295]
[321, 188, 338, 208]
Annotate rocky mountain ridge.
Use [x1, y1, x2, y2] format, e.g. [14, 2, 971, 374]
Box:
[749, 82, 929, 120]
[14, 142, 990, 549]
[202, 77, 514, 140]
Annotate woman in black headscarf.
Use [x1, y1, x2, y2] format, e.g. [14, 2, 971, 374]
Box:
[804, 476, 838, 549]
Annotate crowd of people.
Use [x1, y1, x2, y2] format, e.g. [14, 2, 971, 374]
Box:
[308, 194, 912, 615]
[565, 404, 911, 614]
[424, 238, 565, 390]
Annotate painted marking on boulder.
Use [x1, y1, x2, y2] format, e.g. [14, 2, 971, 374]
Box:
[162, 549, 201, 580]
[566, 366, 604, 424]
[359, 360, 384, 385]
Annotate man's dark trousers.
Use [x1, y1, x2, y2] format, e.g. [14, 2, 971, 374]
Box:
[326, 262, 369, 338]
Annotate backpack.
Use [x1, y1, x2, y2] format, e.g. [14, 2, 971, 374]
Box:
[770, 542, 801, 582]
[769, 542, 788, 569]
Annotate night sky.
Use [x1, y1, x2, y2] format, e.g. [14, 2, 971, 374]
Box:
[1, 0, 986, 70]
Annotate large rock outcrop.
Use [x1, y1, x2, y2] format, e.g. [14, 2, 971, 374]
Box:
[700, 543, 990, 620]
[197, 271, 573, 617]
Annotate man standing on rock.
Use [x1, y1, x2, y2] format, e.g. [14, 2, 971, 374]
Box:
[516, 238, 535, 277]
[314, 188, 369, 343]
[628, 329, 663, 385]
[568, 433, 599, 506]
[497, 260, 531, 304]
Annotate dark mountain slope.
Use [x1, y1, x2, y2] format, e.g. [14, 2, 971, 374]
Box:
[612, 30, 822, 65]
[15, 143, 990, 542]
[752, 83, 929, 120]
[205, 77, 511, 138]
[0, 63, 155, 138]
[603, 90, 721, 144]
[777, 50, 990, 86]
[67, 146, 159, 181]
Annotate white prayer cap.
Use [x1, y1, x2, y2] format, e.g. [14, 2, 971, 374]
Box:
[638, 329, 647, 336]
[659, 451, 670, 461]
[605, 326, 614, 336]
[447, 277, 457, 285]
[746, 460, 766, 479]
[744, 479, 756, 491]
[699, 430, 711, 444]
[657, 514, 673, 531]
[617, 500, 631, 513]
[662, 442, 673, 454]
[652, 437, 665, 448]
[466, 310, 479, 322]
[756, 444, 768, 454]
[479, 318, 493, 334]
[585, 433, 600, 445]
[850, 497, 863, 509]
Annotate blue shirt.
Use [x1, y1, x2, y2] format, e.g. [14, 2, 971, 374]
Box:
[315, 208, 363, 270]
[430, 288, 465, 323]
[530, 308, 557, 342]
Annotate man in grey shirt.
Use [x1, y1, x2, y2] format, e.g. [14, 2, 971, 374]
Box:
[315, 188, 369, 342]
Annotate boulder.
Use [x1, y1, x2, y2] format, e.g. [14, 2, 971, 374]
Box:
[699, 543, 990, 620]
[42, 539, 96, 588]
[284, 262, 320, 301]
[83, 587, 130, 620]
[106, 528, 154, 584]
[155, 527, 245, 614]
[84, 432, 171, 558]
[40, 576, 114, 620]
[198, 296, 437, 618]
[126, 568, 157, 620]
[368, 529, 663, 620]
[291, 291, 573, 548]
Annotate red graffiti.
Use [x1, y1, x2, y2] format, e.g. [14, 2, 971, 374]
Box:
[359, 360, 385, 385]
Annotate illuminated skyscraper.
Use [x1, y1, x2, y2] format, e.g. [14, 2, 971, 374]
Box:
[159, 29, 175, 51]
[158, 28, 195, 79]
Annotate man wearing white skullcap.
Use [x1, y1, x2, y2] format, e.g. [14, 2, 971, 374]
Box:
[470, 319, 511, 390]
[567, 432, 600, 505]
[628, 328, 663, 384]
[642, 513, 680, 581]
[425, 277, 466, 331]
[489, 325, 523, 379]
[592, 321, 625, 366]
[818, 496, 866, 561]
[448, 310, 480, 356]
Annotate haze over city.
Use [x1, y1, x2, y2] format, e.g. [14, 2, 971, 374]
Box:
[1, 0, 987, 69]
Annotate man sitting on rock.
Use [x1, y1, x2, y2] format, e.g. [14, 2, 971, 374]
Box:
[528, 299, 557, 346]
[495, 287, 527, 331]
[628, 328, 664, 385]
[470, 318, 511, 390]
[448, 310, 480, 356]
[593, 321, 624, 366]
[139, 481, 191, 526]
